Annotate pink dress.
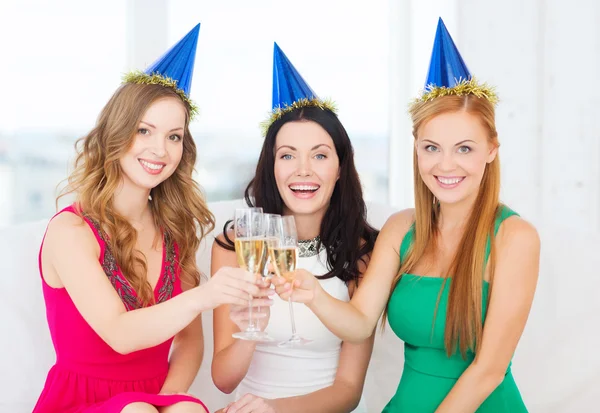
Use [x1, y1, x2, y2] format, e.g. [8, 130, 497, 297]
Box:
[33, 205, 208, 413]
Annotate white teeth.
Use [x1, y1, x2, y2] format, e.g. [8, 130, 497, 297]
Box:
[140, 160, 164, 171]
[437, 177, 463, 185]
[290, 185, 319, 191]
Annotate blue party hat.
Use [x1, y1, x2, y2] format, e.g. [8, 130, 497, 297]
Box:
[416, 18, 497, 105]
[262, 43, 336, 134]
[425, 18, 471, 89]
[272, 42, 318, 109]
[124, 23, 201, 117]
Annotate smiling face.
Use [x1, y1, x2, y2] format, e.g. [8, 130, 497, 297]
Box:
[273, 120, 340, 218]
[415, 110, 497, 206]
[119, 97, 186, 192]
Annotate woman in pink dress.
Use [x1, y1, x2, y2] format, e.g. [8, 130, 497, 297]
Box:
[33, 24, 269, 413]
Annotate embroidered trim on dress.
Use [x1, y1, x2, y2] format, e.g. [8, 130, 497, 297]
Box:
[83, 214, 177, 310]
[157, 232, 176, 304]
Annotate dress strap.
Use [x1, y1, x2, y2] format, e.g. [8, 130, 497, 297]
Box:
[399, 223, 415, 264]
[493, 205, 519, 235]
[484, 204, 519, 265]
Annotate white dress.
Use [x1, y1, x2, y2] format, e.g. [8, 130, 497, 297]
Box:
[235, 242, 368, 412]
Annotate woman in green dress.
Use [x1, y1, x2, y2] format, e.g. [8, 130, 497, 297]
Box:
[273, 18, 540, 412]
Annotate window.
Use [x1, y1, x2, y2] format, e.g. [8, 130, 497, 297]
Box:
[0, 1, 390, 225]
[168, 1, 390, 204]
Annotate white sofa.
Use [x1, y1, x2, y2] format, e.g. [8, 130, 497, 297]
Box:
[0, 199, 597, 412]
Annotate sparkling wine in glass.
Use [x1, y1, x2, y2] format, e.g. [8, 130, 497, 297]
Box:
[232, 208, 272, 342]
[267, 215, 312, 347]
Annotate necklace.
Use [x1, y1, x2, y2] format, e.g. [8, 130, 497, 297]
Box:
[298, 235, 321, 258]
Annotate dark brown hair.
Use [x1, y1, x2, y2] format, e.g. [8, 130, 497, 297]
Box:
[217, 107, 378, 285]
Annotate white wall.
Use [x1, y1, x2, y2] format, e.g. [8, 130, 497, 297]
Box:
[0, 164, 14, 226]
[390, 0, 600, 224]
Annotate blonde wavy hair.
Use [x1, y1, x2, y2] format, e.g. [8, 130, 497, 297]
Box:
[58, 83, 215, 306]
[384, 95, 500, 358]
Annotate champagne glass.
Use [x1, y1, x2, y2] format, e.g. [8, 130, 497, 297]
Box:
[267, 215, 312, 347]
[248, 213, 281, 342]
[263, 213, 281, 278]
[232, 208, 271, 341]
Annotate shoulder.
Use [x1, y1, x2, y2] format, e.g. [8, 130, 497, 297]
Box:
[44, 211, 100, 262]
[380, 208, 415, 241]
[496, 215, 540, 252]
[46, 211, 97, 246]
[355, 208, 413, 266]
[494, 215, 540, 281]
[491, 214, 540, 289]
[385, 208, 415, 230]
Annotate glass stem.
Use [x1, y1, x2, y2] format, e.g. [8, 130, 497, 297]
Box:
[247, 293, 256, 331]
[256, 277, 262, 324]
[288, 295, 297, 337]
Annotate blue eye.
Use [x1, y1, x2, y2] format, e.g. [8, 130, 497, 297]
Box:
[425, 145, 438, 152]
[281, 154, 293, 160]
[314, 154, 326, 160]
[458, 146, 471, 154]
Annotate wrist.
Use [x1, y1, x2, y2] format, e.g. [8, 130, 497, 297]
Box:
[307, 281, 324, 312]
[191, 285, 211, 313]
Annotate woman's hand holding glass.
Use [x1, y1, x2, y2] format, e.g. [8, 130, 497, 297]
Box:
[265, 214, 311, 347]
[271, 268, 322, 306]
[231, 207, 274, 341]
[229, 278, 273, 333]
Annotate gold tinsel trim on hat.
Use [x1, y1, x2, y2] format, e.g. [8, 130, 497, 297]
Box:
[414, 77, 499, 106]
[123, 71, 199, 120]
[260, 97, 338, 136]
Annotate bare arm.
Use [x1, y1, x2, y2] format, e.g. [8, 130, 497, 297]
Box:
[226, 265, 375, 413]
[435, 217, 541, 412]
[211, 233, 269, 394]
[159, 278, 204, 394]
[275, 209, 414, 342]
[44, 213, 260, 355]
[272, 272, 375, 413]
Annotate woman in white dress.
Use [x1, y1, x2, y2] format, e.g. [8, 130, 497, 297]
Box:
[211, 43, 378, 413]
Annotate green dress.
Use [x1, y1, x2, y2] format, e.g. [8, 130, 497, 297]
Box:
[382, 206, 527, 412]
